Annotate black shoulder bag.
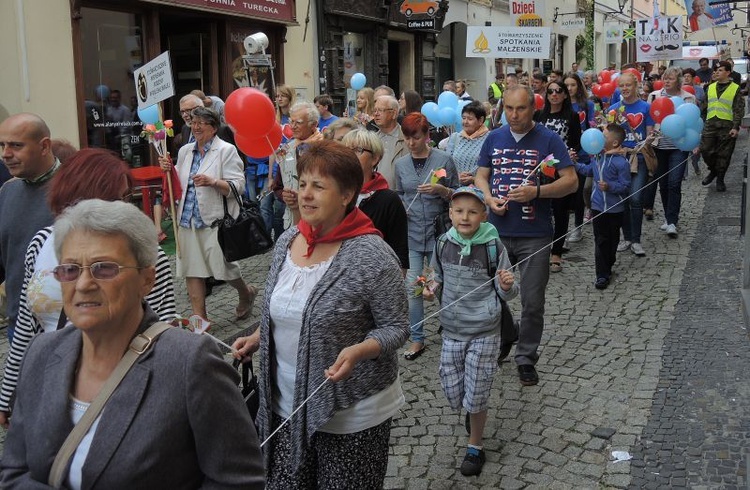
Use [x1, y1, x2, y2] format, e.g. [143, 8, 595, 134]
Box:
[215, 181, 273, 262]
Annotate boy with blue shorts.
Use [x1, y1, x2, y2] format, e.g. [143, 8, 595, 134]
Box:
[424, 186, 518, 476]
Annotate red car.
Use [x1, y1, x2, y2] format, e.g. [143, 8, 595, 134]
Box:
[401, 0, 439, 17]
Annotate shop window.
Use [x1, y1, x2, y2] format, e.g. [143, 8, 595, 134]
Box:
[80, 7, 147, 166]
[343, 32, 366, 87]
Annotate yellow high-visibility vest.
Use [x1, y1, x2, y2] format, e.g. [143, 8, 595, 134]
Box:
[490, 82, 503, 100]
[706, 82, 739, 120]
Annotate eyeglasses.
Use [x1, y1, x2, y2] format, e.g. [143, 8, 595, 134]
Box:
[547, 88, 564, 95]
[289, 119, 308, 127]
[373, 108, 394, 114]
[180, 107, 199, 116]
[52, 262, 142, 282]
[350, 147, 373, 155]
[191, 120, 212, 127]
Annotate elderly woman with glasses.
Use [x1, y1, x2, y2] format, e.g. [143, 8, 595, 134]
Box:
[159, 107, 257, 325]
[0, 148, 176, 429]
[342, 129, 409, 270]
[0, 199, 265, 488]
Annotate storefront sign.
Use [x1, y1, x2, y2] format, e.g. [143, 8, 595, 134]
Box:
[408, 18, 436, 30]
[635, 16, 684, 62]
[605, 22, 623, 43]
[466, 26, 552, 59]
[510, 0, 546, 27]
[560, 17, 585, 30]
[134, 51, 175, 109]
[143, 0, 295, 24]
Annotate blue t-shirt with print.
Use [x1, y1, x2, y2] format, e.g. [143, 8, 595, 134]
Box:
[607, 99, 653, 149]
[478, 124, 573, 238]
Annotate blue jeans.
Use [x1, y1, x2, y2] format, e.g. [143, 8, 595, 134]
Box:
[260, 192, 286, 240]
[500, 236, 551, 366]
[654, 148, 688, 226]
[405, 249, 433, 344]
[621, 155, 648, 244]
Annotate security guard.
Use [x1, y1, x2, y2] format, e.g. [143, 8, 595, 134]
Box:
[487, 73, 504, 106]
[700, 60, 745, 192]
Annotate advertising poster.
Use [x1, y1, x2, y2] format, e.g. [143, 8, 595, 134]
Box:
[685, 0, 732, 32]
[604, 22, 623, 44]
[635, 16, 684, 62]
[510, 0, 546, 27]
[466, 26, 552, 59]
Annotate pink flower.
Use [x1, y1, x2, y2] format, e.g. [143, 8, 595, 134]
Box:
[154, 129, 166, 140]
[145, 124, 157, 132]
[164, 119, 173, 128]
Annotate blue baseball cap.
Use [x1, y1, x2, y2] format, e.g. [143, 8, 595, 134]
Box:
[451, 186, 485, 205]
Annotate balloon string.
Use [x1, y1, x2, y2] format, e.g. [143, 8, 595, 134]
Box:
[260, 377, 329, 448]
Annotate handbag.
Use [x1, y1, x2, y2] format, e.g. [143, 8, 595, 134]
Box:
[48, 322, 172, 488]
[233, 358, 259, 421]
[215, 181, 273, 262]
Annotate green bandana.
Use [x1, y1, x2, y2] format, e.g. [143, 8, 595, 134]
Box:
[447, 221, 498, 256]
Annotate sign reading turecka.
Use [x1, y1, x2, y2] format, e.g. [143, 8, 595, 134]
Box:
[466, 26, 552, 58]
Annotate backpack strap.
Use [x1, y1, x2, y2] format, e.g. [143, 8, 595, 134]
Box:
[435, 234, 448, 302]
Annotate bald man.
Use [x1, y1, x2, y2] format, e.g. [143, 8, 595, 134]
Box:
[0, 113, 59, 342]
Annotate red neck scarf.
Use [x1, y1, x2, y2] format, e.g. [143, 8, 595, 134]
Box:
[298, 208, 382, 257]
[360, 172, 389, 195]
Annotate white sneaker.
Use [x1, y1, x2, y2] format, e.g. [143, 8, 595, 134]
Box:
[630, 242, 646, 256]
[666, 224, 678, 238]
[568, 228, 583, 242]
[617, 240, 632, 252]
[659, 222, 669, 232]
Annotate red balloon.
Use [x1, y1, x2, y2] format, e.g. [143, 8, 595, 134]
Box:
[682, 84, 696, 95]
[653, 80, 664, 91]
[599, 70, 612, 84]
[599, 82, 615, 97]
[236, 124, 283, 158]
[282, 124, 293, 140]
[694, 76, 701, 83]
[225, 88, 276, 138]
[649, 97, 675, 124]
[591, 83, 602, 97]
[624, 68, 642, 82]
[534, 93, 544, 110]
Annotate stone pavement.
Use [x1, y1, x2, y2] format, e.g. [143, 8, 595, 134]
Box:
[0, 136, 748, 487]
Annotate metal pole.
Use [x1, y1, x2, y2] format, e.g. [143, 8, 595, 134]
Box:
[742, 153, 747, 237]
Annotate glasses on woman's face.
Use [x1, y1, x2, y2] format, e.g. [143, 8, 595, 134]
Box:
[350, 147, 373, 155]
[52, 262, 141, 282]
[547, 87, 564, 95]
[191, 120, 212, 127]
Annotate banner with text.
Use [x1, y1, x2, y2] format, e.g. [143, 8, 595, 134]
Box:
[604, 22, 623, 43]
[635, 16, 684, 62]
[510, 0, 546, 27]
[134, 51, 175, 109]
[466, 26, 552, 58]
[685, 0, 732, 32]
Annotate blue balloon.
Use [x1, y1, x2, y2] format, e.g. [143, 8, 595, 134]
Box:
[454, 108, 463, 129]
[350, 73, 366, 91]
[670, 96, 684, 109]
[660, 114, 686, 140]
[137, 104, 160, 124]
[675, 128, 701, 151]
[438, 90, 459, 110]
[500, 112, 508, 126]
[421, 102, 440, 126]
[690, 117, 705, 133]
[581, 128, 606, 155]
[438, 107, 456, 127]
[95, 84, 110, 101]
[675, 103, 700, 122]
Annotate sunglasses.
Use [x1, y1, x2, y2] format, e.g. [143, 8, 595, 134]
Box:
[52, 262, 141, 282]
[547, 87, 564, 95]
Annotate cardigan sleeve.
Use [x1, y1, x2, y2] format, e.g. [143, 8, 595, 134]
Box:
[0, 228, 50, 414]
[363, 247, 410, 355]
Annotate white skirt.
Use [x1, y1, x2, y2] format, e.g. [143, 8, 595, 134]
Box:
[176, 225, 242, 280]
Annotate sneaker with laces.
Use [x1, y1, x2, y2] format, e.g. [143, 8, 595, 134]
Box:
[659, 222, 669, 231]
[630, 242, 646, 256]
[460, 447, 486, 476]
[666, 224, 678, 238]
[568, 228, 583, 242]
[616, 240, 631, 252]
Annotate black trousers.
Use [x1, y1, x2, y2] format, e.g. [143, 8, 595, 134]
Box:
[592, 210, 623, 279]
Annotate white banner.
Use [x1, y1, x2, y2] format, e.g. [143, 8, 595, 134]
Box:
[134, 51, 175, 109]
[635, 16, 684, 62]
[510, 0, 546, 27]
[560, 18, 586, 30]
[466, 26, 552, 59]
[604, 22, 623, 44]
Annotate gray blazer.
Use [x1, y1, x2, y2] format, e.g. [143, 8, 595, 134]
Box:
[0, 307, 265, 489]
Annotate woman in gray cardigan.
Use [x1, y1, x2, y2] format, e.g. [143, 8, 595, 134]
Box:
[233, 141, 409, 488]
[395, 113, 458, 360]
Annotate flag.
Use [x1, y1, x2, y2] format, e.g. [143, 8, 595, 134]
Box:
[539, 154, 559, 179]
[623, 27, 635, 39]
[430, 168, 447, 184]
[653, 0, 661, 31]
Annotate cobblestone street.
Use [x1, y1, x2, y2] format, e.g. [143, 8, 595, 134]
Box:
[0, 138, 747, 488]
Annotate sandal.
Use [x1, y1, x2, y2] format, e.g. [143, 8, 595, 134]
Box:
[157, 231, 168, 244]
[550, 261, 563, 273]
[235, 285, 258, 321]
[403, 344, 425, 361]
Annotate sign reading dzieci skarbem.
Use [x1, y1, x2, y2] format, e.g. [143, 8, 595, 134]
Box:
[134, 51, 175, 109]
[635, 16, 684, 62]
[466, 26, 552, 58]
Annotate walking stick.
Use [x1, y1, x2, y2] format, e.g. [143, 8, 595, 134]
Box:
[165, 162, 180, 258]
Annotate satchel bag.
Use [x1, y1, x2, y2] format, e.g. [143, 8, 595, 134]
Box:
[215, 181, 273, 262]
[233, 358, 259, 422]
